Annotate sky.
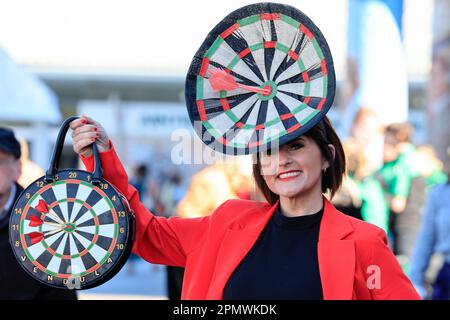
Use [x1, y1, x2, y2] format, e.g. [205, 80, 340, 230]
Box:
[0, 0, 348, 76]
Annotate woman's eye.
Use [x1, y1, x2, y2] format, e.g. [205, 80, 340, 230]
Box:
[289, 143, 303, 150]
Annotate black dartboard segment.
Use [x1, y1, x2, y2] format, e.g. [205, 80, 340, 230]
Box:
[186, 2, 336, 155]
[9, 169, 134, 290]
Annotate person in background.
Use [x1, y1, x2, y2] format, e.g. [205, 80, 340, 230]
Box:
[158, 168, 186, 299]
[176, 159, 253, 219]
[333, 139, 389, 231]
[427, 34, 450, 166]
[376, 123, 419, 254]
[333, 108, 388, 231]
[409, 33, 450, 299]
[160, 169, 186, 216]
[396, 145, 448, 267]
[409, 150, 450, 299]
[331, 139, 363, 221]
[17, 139, 45, 188]
[127, 164, 151, 275]
[0, 127, 77, 300]
[130, 164, 149, 201]
[349, 107, 385, 173]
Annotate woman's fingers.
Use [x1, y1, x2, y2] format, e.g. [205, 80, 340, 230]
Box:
[70, 115, 110, 157]
[72, 124, 98, 138]
[73, 136, 95, 155]
[69, 116, 90, 131]
[82, 115, 97, 125]
[70, 116, 97, 157]
[72, 130, 98, 145]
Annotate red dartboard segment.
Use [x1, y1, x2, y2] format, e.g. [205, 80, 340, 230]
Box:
[260, 13, 281, 20]
[321, 59, 328, 75]
[300, 23, 314, 39]
[196, 100, 207, 121]
[220, 23, 239, 39]
[199, 58, 210, 77]
[317, 98, 326, 112]
[220, 98, 231, 111]
[302, 71, 310, 82]
[264, 41, 277, 49]
[288, 50, 299, 61]
[186, 3, 336, 155]
[287, 123, 302, 134]
[238, 47, 251, 58]
[280, 113, 293, 121]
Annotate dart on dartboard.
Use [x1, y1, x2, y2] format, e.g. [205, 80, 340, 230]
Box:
[34, 199, 65, 225]
[27, 232, 44, 245]
[208, 68, 271, 95]
[28, 215, 44, 227]
[35, 199, 48, 213]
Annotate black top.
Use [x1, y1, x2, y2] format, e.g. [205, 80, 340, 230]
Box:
[223, 204, 324, 300]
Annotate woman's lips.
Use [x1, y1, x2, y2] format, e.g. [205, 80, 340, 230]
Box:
[277, 170, 302, 181]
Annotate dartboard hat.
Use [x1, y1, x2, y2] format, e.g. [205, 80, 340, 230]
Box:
[186, 2, 335, 155]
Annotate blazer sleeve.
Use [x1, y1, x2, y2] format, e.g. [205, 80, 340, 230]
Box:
[80, 141, 212, 267]
[368, 229, 421, 300]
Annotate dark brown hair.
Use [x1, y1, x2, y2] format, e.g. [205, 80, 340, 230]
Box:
[253, 117, 346, 205]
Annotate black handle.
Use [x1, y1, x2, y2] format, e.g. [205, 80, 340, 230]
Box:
[45, 116, 103, 184]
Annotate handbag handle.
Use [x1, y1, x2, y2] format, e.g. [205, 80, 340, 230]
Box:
[45, 116, 103, 184]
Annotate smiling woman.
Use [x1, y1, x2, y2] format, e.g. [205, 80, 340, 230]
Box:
[70, 3, 420, 300]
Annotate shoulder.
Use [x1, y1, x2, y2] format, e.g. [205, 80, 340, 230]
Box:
[211, 199, 272, 222]
[214, 198, 271, 214]
[422, 183, 450, 208]
[327, 210, 389, 268]
[348, 214, 386, 239]
[429, 183, 450, 195]
[334, 209, 387, 246]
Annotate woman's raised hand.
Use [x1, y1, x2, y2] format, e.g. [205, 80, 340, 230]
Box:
[69, 115, 111, 158]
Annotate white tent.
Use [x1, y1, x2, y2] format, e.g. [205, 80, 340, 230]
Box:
[0, 47, 61, 123]
[0, 48, 61, 169]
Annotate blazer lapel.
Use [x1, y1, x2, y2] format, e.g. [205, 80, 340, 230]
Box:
[206, 201, 279, 299]
[318, 198, 356, 299]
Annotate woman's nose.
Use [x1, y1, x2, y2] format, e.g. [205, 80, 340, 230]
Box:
[278, 150, 292, 167]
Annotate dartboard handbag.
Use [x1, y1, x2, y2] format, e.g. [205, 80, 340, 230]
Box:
[9, 116, 135, 290]
[185, 2, 336, 155]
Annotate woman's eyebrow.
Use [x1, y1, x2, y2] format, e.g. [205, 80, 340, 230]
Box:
[290, 137, 305, 144]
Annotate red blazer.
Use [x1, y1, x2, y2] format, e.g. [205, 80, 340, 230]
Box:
[81, 144, 420, 300]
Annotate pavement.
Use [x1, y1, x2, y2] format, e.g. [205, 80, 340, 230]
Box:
[78, 258, 168, 300]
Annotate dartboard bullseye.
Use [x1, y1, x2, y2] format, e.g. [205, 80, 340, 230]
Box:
[186, 3, 336, 155]
[9, 117, 135, 290]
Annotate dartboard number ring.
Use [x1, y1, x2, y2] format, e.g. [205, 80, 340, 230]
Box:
[9, 169, 133, 289]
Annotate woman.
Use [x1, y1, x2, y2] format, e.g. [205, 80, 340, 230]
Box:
[70, 115, 419, 300]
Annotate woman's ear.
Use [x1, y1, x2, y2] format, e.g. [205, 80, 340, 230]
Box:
[324, 144, 336, 169]
[328, 144, 336, 160]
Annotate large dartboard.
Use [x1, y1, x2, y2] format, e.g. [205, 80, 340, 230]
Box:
[9, 117, 135, 290]
[186, 2, 336, 155]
